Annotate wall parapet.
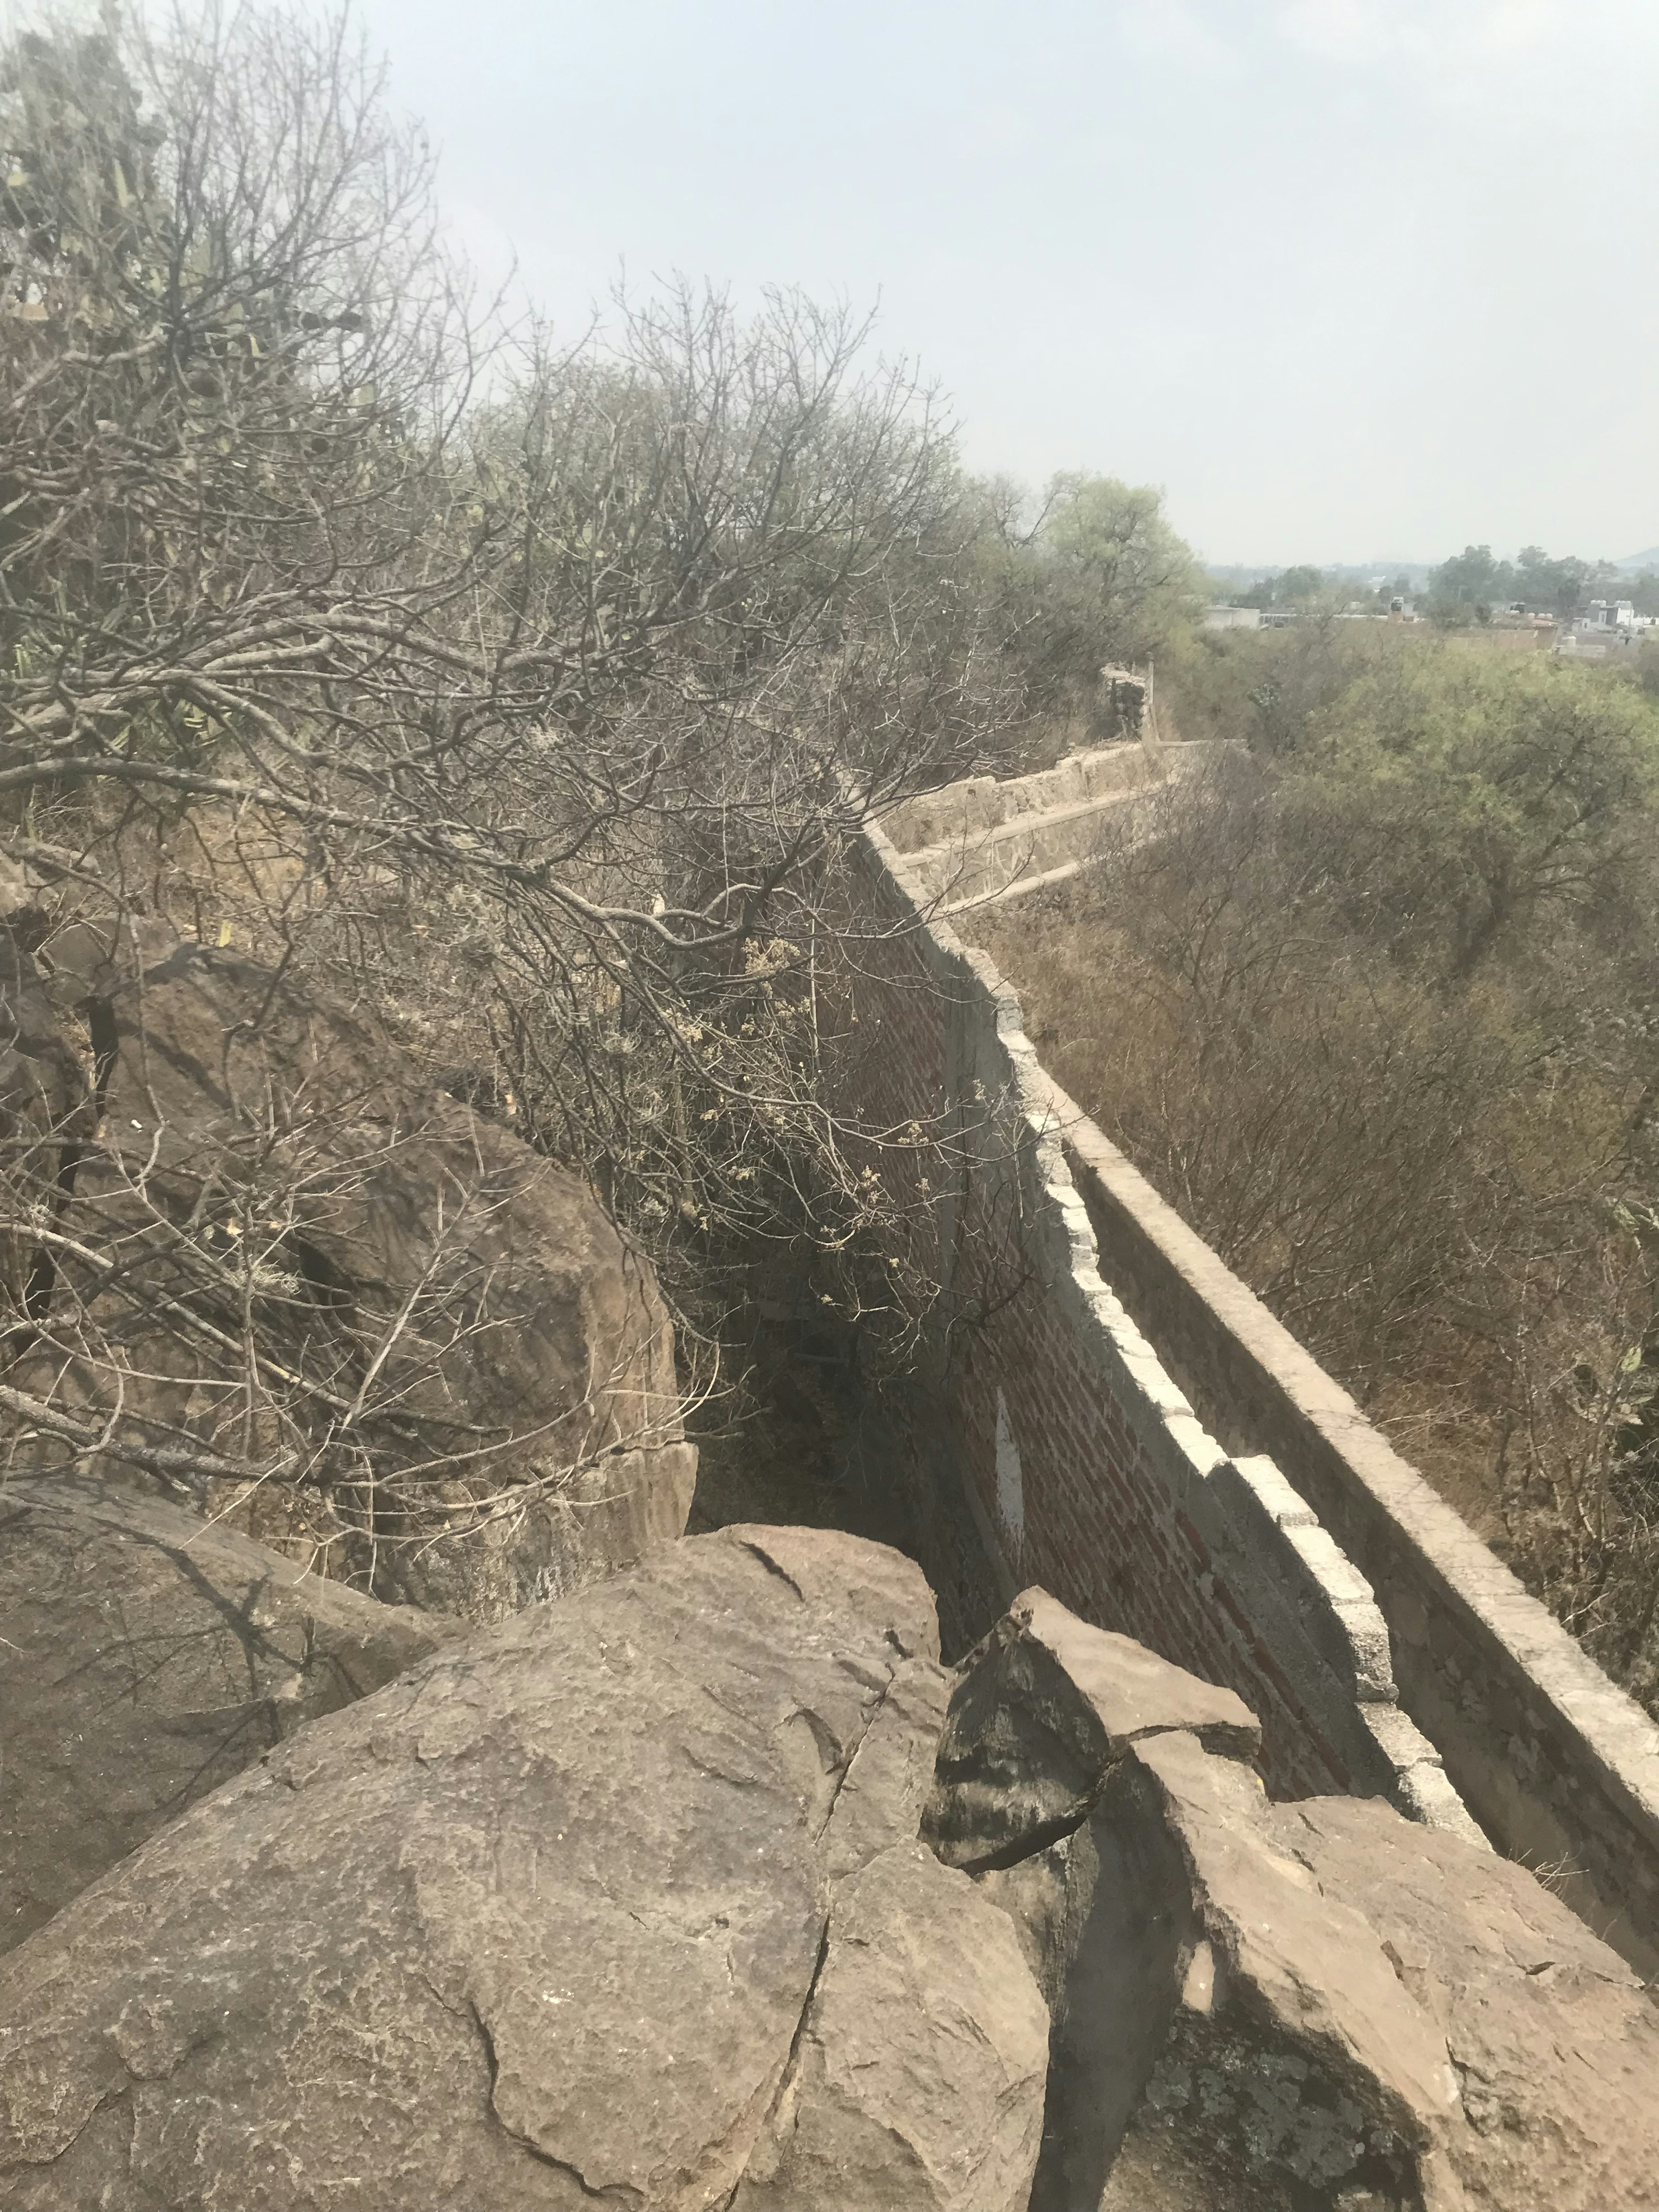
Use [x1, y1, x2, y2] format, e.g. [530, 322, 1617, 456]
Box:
[1053, 1097, 1659, 1974]
[842, 810, 1484, 1847]
[841, 789, 1659, 1974]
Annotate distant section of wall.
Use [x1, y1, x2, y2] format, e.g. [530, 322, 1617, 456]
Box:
[879, 740, 1168, 912]
[837, 763, 1659, 1976]
[834, 811, 1481, 1847]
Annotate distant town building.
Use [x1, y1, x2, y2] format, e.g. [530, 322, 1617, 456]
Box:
[1204, 606, 1262, 630]
[1583, 599, 1639, 631]
[1556, 601, 1654, 658]
[1556, 600, 1654, 657]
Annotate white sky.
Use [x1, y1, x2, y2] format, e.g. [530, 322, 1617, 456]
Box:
[349, 0, 1659, 567]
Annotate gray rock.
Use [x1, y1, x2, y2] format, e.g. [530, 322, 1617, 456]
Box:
[930, 1589, 1264, 2210]
[931, 1586, 1659, 2210]
[923, 1584, 1260, 1872]
[0, 1472, 451, 1955]
[1266, 1793, 1659, 2212]
[981, 1788, 1201, 2212]
[0, 880, 697, 1621]
[1080, 1733, 1659, 2211]
[732, 1840, 1049, 2212]
[0, 1527, 1044, 2212]
[1112, 1732, 1462, 2210]
[821, 1653, 953, 1886]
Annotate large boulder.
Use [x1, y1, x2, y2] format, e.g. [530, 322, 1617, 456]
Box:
[0, 864, 696, 1619]
[926, 1590, 1263, 2209]
[732, 1840, 1048, 2212]
[0, 1472, 452, 1955]
[1263, 1793, 1659, 2212]
[925, 1586, 1260, 1873]
[931, 1583, 1659, 2212]
[0, 1527, 1048, 2212]
[1099, 1732, 1465, 2210]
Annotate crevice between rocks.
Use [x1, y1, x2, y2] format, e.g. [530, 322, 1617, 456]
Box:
[712, 1913, 835, 2210]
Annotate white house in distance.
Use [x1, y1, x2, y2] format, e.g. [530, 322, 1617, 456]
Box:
[1559, 599, 1655, 658]
[1580, 599, 1649, 632]
[1204, 605, 1262, 630]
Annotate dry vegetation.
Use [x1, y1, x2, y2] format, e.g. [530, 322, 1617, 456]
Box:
[0, 5, 1199, 1574]
[976, 625, 1659, 1715]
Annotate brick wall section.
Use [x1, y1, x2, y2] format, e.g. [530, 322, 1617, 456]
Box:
[1054, 1105, 1659, 1977]
[833, 822, 1478, 1843]
[833, 804, 1659, 1975]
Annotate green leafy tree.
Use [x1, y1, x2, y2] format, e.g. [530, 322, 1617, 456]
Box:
[1231, 574, 1276, 610]
[1513, 546, 1619, 620]
[977, 473, 1201, 734]
[1293, 651, 1659, 973]
[1037, 474, 1204, 655]
[1426, 544, 1516, 624]
[1273, 564, 1325, 603]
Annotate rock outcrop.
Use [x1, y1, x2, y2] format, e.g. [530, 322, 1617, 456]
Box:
[0, 1472, 453, 1955]
[0, 861, 696, 1619]
[934, 1583, 1659, 2212]
[732, 1839, 1047, 2212]
[0, 1527, 1048, 2212]
[1263, 1793, 1659, 2212]
[925, 1585, 1261, 1872]
[5, 1504, 1649, 2212]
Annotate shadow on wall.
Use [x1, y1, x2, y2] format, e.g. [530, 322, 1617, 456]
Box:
[685, 1304, 924, 1565]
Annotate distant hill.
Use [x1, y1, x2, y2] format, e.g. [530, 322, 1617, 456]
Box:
[1204, 559, 1431, 585]
[1616, 547, 1659, 574]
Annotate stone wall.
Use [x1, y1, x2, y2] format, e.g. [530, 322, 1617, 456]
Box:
[1057, 1110, 1659, 1976]
[835, 818, 1479, 1844]
[878, 739, 1171, 911]
[837, 783, 1659, 1975]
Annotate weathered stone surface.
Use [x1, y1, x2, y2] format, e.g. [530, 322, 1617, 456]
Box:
[732, 1840, 1048, 2212]
[1114, 1731, 1464, 2209]
[0, 1527, 1042, 2212]
[0, 1471, 451, 1955]
[1265, 1793, 1659, 2212]
[924, 1584, 1260, 1872]
[980, 1787, 1199, 2212]
[820, 1653, 953, 1886]
[934, 1592, 1266, 2209]
[1086, 1734, 1659, 2211]
[0, 874, 696, 1619]
[934, 1586, 1659, 2210]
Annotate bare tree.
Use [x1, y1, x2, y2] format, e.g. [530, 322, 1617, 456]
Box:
[0, 4, 1029, 1573]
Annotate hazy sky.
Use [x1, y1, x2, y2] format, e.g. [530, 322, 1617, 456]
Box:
[349, 0, 1659, 566]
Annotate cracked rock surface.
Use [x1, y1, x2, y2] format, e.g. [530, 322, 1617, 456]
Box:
[0, 1524, 1045, 2212]
[936, 1583, 1659, 2212]
[924, 1586, 1261, 1875]
[0, 1472, 453, 1955]
[731, 1840, 1047, 2212]
[1261, 1794, 1659, 2212]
